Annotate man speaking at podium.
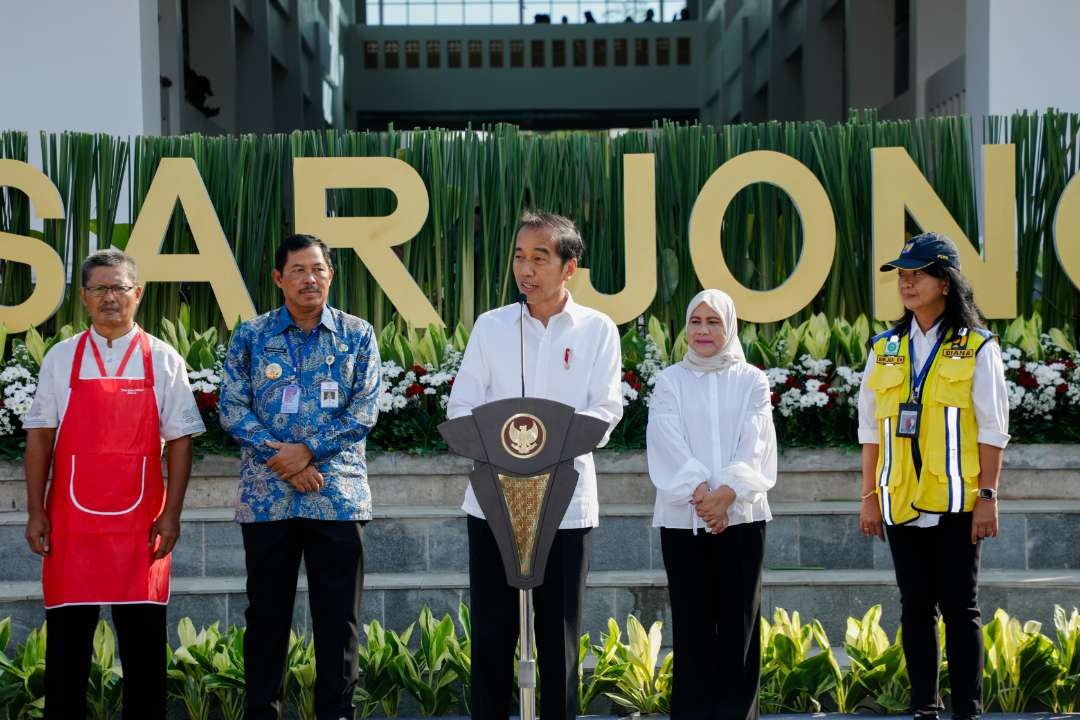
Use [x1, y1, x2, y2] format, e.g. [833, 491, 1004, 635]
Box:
[447, 212, 623, 719]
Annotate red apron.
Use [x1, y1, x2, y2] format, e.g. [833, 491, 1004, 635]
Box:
[42, 329, 170, 608]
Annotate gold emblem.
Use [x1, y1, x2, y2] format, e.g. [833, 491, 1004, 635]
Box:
[501, 413, 546, 459]
[265, 362, 282, 380]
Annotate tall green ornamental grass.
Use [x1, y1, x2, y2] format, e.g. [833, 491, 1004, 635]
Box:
[3, 110, 1079, 342]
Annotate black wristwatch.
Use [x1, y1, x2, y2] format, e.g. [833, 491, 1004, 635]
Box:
[976, 487, 998, 502]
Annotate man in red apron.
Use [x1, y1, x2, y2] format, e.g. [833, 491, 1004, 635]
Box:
[23, 249, 205, 720]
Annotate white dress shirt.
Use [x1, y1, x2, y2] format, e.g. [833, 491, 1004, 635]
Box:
[446, 292, 624, 529]
[857, 320, 1010, 528]
[646, 363, 777, 532]
[24, 325, 206, 442]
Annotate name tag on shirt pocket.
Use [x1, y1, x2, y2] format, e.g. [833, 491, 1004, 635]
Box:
[320, 381, 340, 409]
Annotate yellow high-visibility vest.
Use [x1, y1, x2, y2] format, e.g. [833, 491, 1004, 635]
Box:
[867, 325, 991, 525]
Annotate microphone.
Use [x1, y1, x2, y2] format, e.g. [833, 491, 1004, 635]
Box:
[516, 292, 527, 398]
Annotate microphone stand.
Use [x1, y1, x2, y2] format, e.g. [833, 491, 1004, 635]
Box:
[514, 291, 536, 720]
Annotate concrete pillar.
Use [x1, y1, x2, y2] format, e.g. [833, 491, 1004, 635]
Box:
[0, 0, 160, 138]
[967, 0, 1080, 118]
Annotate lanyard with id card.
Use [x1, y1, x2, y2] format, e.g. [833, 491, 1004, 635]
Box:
[896, 328, 946, 439]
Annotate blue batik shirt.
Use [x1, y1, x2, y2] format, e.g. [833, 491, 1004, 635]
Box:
[220, 305, 381, 522]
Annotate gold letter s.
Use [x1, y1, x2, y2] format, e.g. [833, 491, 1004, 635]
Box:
[0, 161, 66, 333]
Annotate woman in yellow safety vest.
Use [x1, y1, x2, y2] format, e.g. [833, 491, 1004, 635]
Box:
[858, 232, 1009, 720]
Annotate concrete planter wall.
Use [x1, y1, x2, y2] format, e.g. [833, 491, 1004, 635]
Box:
[0, 445, 1077, 650]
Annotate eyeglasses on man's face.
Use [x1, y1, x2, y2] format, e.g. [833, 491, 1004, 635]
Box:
[84, 285, 136, 298]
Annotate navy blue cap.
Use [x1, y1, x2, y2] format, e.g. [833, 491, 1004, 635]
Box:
[879, 232, 960, 272]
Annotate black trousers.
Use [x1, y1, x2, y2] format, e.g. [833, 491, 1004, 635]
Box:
[44, 603, 167, 720]
[886, 512, 983, 718]
[467, 515, 591, 720]
[661, 522, 765, 720]
[242, 519, 365, 720]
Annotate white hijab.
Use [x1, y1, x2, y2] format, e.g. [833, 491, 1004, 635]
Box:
[679, 289, 746, 373]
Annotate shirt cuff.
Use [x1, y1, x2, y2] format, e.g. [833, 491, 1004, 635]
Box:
[659, 457, 711, 505]
[858, 428, 879, 444]
[162, 426, 206, 442]
[20, 420, 59, 430]
[713, 462, 771, 501]
[977, 429, 1011, 449]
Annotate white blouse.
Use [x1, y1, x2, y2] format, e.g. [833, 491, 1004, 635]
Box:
[646, 363, 777, 532]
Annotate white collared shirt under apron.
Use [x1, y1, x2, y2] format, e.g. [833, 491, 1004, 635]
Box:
[646, 363, 777, 532]
[446, 292, 624, 529]
[857, 320, 1010, 528]
[24, 325, 206, 442]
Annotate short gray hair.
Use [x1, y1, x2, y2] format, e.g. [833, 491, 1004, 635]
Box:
[81, 249, 138, 286]
[515, 211, 584, 264]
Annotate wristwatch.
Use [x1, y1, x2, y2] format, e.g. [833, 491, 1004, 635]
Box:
[976, 487, 998, 501]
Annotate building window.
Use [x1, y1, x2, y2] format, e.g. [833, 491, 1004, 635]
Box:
[364, 41, 379, 68]
[405, 40, 420, 68]
[531, 39, 545, 67]
[552, 39, 566, 66]
[593, 39, 607, 66]
[427, 40, 441, 67]
[385, 40, 400, 68]
[490, 39, 504, 67]
[635, 38, 648, 65]
[656, 37, 670, 65]
[510, 39, 524, 67]
[448, 39, 462, 67]
[894, 0, 911, 96]
[573, 39, 586, 66]
[469, 39, 482, 67]
[676, 37, 690, 64]
[614, 38, 627, 66]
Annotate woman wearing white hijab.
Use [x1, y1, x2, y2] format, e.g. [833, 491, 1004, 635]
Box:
[646, 289, 777, 720]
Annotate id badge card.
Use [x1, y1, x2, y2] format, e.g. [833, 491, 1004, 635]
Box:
[896, 402, 922, 438]
[320, 380, 340, 409]
[280, 384, 301, 414]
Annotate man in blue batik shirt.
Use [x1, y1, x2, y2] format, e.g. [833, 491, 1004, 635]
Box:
[220, 234, 381, 720]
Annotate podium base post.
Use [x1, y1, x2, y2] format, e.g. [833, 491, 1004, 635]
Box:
[518, 587, 537, 720]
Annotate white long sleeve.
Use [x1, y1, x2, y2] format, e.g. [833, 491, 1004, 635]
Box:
[646, 364, 777, 530]
[646, 373, 712, 507]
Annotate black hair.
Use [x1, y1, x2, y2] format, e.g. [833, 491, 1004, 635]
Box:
[515, 211, 584, 264]
[275, 234, 333, 274]
[889, 264, 986, 341]
[81, 248, 138, 286]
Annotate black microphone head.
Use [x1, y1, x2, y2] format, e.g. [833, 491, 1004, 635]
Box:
[515, 292, 527, 305]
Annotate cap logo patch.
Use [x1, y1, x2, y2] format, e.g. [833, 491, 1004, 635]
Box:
[902, 242, 915, 253]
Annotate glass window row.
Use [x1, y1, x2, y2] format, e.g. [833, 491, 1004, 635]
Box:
[365, 36, 692, 68]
